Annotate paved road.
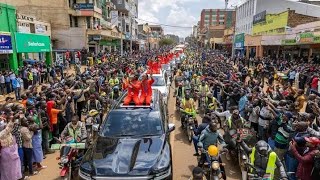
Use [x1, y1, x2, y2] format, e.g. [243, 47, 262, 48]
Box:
[30, 85, 241, 180]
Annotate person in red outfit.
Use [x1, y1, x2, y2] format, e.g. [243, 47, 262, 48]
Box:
[140, 73, 155, 105]
[123, 74, 141, 105]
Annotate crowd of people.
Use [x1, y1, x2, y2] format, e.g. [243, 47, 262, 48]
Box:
[0, 48, 177, 180]
[1, 44, 320, 180]
[176, 49, 320, 180]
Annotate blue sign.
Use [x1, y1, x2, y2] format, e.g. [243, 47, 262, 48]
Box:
[0, 34, 13, 54]
[125, 32, 131, 40]
[73, 3, 94, 10]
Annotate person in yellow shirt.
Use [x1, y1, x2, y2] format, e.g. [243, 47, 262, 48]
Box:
[295, 89, 306, 112]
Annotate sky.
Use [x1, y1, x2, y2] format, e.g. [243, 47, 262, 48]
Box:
[137, 0, 300, 38]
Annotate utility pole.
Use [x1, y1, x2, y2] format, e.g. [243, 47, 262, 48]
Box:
[120, 14, 123, 57]
[231, 5, 237, 58]
[130, 17, 133, 54]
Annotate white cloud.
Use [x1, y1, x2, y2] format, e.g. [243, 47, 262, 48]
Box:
[138, 0, 197, 38]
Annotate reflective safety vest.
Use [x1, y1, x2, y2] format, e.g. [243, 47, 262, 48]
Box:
[250, 147, 277, 180]
[227, 116, 245, 129]
[206, 97, 218, 110]
[109, 78, 119, 86]
[182, 98, 195, 111]
[199, 85, 209, 93]
[68, 123, 82, 141]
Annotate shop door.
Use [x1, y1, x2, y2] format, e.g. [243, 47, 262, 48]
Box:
[0, 54, 10, 70]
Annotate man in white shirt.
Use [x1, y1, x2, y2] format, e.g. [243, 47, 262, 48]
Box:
[0, 73, 5, 95]
[258, 100, 273, 141]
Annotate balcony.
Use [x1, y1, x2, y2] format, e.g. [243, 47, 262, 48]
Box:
[111, 0, 130, 12]
[106, 1, 116, 10]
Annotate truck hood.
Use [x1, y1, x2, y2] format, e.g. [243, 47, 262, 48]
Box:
[82, 135, 166, 176]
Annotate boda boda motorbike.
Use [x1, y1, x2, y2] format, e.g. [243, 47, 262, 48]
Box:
[245, 162, 272, 180]
[180, 109, 197, 142]
[52, 139, 86, 180]
[225, 128, 256, 179]
[197, 145, 227, 180]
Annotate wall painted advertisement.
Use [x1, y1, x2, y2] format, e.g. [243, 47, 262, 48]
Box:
[15, 33, 51, 53]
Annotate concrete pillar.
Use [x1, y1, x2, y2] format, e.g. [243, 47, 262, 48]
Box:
[309, 48, 313, 62]
[246, 46, 249, 59]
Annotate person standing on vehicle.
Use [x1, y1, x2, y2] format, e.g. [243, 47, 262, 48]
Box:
[240, 140, 288, 180]
[123, 74, 142, 105]
[140, 73, 154, 105]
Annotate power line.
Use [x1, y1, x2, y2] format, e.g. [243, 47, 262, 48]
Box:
[136, 18, 193, 29]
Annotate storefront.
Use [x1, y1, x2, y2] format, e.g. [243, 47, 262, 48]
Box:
[15, 32, 52, 66]
[0, 33, 16, 70]
[234, 33, 245, 57]
[261, 35, 284, 58]
[245, 35, 262, 58]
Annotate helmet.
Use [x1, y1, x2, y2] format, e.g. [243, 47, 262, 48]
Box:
[89, 109, 99, 117]
[208, 145, 219, 157]
[255, 140, 269, 156]
[113, 86, 119, 91]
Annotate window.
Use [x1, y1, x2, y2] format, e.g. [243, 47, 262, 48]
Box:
[86, 17, 91, 28]
[219, 22, 224, 25]
[69, 15, 73, 27]
[74, 16, 78, 27]
[212, 11, 216, 15]
[30, 23, 35, 33]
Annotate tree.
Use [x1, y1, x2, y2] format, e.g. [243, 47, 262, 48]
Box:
[159, 38, 175, 46]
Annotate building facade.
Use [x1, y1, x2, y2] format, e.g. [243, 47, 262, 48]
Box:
[252, 10, 319, 36]
[5, 0, 128, 53]
[200, 9, 235, 30]
[0, 3, 18, 71]
[235, 0, 320, 35]
[149, 25, 164, 49]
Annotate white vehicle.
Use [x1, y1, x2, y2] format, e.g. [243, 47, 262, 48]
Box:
[151, 73, 170, 105]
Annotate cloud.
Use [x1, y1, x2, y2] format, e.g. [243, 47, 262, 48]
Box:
[138, 0, 198, 38]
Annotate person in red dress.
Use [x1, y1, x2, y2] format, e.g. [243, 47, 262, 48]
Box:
[140, 73, 155, 105]
[123, 74, 141, 105]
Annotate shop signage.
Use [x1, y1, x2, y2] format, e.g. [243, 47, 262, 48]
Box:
[253, 10, 266, 25]
[17, 13, 35, 22]
[99, 39, 120, 46]
[314, 36, 320, 43]
[111, 31, 120, 37]
[17, 22, 31, 33]
[35, 24, 47, 34]
[15, 33, 51, 53]
[281, 39, 296, 45]
[234, 33, 244, 49]
[297, 32, 314, 43]
[88, 35, 101, 41]
[73, 3, 94, 10]
[0, 34, 13, 54]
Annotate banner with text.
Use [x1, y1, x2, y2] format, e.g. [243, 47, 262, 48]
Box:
[15, 33, 51, 53]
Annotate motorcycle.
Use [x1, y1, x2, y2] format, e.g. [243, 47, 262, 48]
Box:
[180, 109, 197, 142]
[82, 109, 101, 144]
[245, 162, 272, 180]
[51, 139, 86, 180]
[227, 128, 256, 180]
[197, 145, 227, 180]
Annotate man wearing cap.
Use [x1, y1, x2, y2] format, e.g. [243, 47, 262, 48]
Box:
[289, 137, 320, 180]
[123, 74, 141, 105]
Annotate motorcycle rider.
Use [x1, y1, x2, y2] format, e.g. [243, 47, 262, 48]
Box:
[197, 122, 227, 179]
[189, 167, 206, 180]
[193, 115, 212, 156]
[181, 94, 196, 127]
[60, 116, 87, 143]
[240, 140, 288, 180]
[205, 92, 220, 112]
[198, 81, 210, 108]
[223, 109, 246, 159]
